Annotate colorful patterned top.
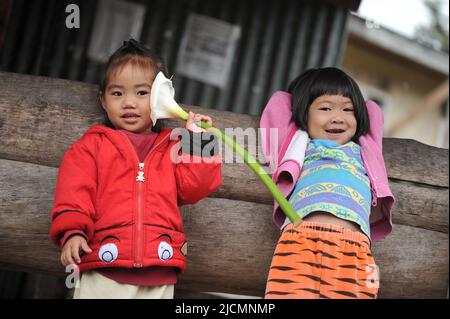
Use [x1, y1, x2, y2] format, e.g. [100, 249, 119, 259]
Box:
[286, 139, 372, 238]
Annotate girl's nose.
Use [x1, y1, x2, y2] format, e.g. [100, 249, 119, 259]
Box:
[123, 97, 137, 108]
[331, 115, 344, 123]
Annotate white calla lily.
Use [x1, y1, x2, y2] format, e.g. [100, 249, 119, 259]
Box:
[149, 72, 301, 226]
[150, 72, 189, 125]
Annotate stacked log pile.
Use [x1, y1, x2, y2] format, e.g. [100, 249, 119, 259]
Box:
[0, 71, 448, 298]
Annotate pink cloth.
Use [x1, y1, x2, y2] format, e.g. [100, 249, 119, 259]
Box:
[260, 91, 395, 241]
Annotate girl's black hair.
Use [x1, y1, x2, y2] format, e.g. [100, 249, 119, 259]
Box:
[287, 67, 370, 141]
[98, 38, 168, 133]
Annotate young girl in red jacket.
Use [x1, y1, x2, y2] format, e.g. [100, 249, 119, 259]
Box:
[49, 39, 222, 299]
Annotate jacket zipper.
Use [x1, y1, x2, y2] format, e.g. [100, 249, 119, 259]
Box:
[134, 162, 145, 267]
[126, 134, 171, 268]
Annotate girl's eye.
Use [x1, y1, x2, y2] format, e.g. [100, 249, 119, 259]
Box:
[319, 107, 331, 111]
[344, 108, 354, 112]
[137, 91, 149, 96]
[111, 91, 122, 96]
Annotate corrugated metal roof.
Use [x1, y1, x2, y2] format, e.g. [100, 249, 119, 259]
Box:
[0, 0, 350, 115]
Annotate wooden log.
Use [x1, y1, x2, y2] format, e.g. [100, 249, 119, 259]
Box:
[388, 181, 448, 233]
[383, 138, 448, 188]
[0, 159, 447, 298]
[180, 199, 449, 299]
[0, 71, 448, 233]
[371, 225, 449, 299]
[0, 71, 261, 167]
[0, 71, 448, 298]
[0, 143, 448, 235]
[215, 164, 449, 233]
[0, 71, 448, 188]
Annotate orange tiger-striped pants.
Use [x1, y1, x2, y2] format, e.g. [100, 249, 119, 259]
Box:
[265, 222, 379, 299]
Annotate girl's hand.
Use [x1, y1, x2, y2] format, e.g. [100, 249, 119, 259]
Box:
[61, 235, 92, 267]
[186, 111, 213, 133]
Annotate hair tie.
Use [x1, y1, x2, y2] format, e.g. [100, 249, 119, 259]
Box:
[128, 39, 139, 46]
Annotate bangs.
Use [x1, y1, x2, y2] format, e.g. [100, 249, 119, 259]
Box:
[106, 54, 157, 85]
[307, 68, 357, 104]
[288, 67, 370, 140]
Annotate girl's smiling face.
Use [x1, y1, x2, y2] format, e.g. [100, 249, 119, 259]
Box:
[307, 94, 357, 144]
[101, 63, 154, 134]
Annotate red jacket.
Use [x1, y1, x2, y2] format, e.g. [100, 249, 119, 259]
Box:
[50, 125, 222, 272]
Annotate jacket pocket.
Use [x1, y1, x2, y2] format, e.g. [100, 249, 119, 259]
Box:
[143, 225, 187, 271]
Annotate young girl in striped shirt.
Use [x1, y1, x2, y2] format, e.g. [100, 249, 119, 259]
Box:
[261, 67, 395, 299]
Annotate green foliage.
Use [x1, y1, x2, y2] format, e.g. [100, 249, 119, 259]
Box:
[414, 0, 449, 52]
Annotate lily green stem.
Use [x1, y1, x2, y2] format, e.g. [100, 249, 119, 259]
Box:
[197, 120, 301, 225]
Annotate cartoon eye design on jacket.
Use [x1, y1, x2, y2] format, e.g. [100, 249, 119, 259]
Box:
[98, 236, 120, 264]
[157, 234, 173, 261]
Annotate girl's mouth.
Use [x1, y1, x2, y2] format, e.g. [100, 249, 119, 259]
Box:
[121, 113, 140, 124]
[325, 129, 345, 134]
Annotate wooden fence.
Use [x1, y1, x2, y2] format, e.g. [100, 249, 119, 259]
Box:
[0, 71, 448, 298]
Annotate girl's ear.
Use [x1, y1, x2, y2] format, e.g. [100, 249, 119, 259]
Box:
[99, 92, 107, 110]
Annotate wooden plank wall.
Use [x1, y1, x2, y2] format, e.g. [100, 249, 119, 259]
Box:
[0, 71, 448, 298]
